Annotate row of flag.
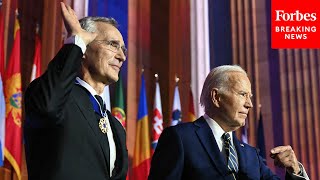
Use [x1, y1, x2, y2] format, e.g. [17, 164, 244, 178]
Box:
[0, 12, 41, 179]
[131, 74, 197, 180]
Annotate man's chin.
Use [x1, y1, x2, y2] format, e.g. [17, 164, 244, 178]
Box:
[239, 121, 246, 128]
[113, 75, 119, 83]
[233, 119, 246, 128]
[103, 76, 118, 85]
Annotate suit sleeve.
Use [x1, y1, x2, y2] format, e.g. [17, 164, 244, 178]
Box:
[285, 162, 310, 180]
[148, 127, 184, 180]
[256, 149, 309, 180]
[25, 44, 83, 127]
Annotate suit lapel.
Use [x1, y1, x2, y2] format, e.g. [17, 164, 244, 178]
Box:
[72, 85, 110, 175]
[233, 133, 248, 176]
[194, 117, 230, 176]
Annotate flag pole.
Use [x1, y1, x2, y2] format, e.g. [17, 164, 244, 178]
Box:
[36, 23, 39, 34]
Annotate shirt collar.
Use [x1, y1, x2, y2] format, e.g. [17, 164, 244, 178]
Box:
[75, 77, 100, 96]
[203, 114, 233, 144]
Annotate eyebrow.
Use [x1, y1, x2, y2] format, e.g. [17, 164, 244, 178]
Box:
[108, 39, 120, 43]
[239, 91, 253, 97]
[108, 40, 125, 46]
[106, 39, 120, 44]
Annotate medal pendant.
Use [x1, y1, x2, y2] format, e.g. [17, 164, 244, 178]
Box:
[99, 117, 108, 134]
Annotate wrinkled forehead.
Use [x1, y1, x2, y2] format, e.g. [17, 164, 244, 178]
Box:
[227, 72, 252, 91]
[95, 22, 125, 45]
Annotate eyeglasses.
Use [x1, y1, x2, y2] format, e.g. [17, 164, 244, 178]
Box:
[92, 40, 127, 56]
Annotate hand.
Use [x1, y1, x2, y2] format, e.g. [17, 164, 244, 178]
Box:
[270, 146, 300, 174]
[60, 2, 97, 45]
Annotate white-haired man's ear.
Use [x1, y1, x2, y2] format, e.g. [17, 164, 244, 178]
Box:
[211, 88, 220, 108]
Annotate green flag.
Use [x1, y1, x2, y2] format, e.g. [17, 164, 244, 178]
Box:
[112, 75, 126, 128]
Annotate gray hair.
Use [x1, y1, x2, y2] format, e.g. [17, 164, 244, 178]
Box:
[200, 65, 247, 113]
[79, 16, 118, 32]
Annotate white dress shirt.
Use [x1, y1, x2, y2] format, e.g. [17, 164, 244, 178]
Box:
[202, 114, 309, 179]
[203, 114, 238, 163]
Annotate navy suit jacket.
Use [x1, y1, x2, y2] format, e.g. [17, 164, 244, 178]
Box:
[149, 117, 302, 180]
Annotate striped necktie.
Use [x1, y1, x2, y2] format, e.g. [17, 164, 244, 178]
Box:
[222, 133, 239, 175]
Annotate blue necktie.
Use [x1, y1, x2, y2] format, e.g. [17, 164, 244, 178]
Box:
[222, 133, 239, 174]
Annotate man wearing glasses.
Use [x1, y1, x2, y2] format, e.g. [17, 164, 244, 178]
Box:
[24, 2, 128, 179]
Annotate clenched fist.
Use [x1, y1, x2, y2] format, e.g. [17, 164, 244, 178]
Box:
[270, 145, 300, 174]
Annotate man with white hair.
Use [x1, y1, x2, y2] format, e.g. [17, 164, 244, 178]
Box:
[149, 65, 309, 180]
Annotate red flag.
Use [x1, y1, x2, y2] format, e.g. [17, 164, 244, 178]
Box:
[30, 34, 41, 82]
[4, 16, 22, 180]
[132, 74, 151, 180]
[151, 81, 163, 154]
[187, 88, 196, 122]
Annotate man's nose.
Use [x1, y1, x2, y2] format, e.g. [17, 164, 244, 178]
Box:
[245, 97, 253, 108]
[115, 49, 126, 62]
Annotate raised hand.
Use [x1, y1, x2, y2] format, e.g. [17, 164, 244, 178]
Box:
[60, 2, 97, 45]
[270, 145, 300, 174]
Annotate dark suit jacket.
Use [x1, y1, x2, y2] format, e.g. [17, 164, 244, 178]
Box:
[149, 117, 304, 180]
[24, 44, 128, 180]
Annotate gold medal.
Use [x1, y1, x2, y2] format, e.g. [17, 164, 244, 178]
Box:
[99, 117, 108, 134]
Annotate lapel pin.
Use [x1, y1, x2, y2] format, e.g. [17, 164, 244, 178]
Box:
[240, 144, 244, 147]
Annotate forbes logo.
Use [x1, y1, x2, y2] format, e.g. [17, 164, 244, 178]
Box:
[275, 10, 317, 21]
